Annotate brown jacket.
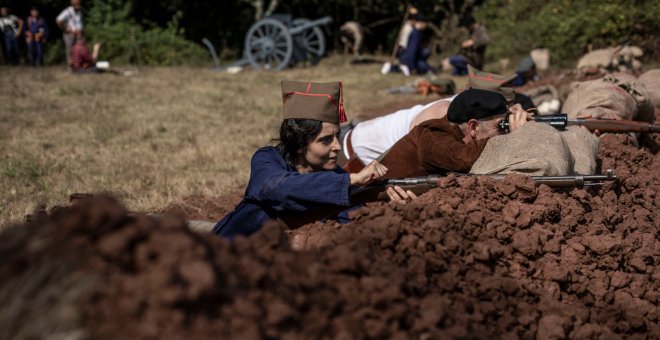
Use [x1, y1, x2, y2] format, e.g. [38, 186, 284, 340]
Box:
[379, 118, 488, 178]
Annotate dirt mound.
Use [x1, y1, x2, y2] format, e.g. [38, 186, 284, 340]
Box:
[0, 134, 658, 339]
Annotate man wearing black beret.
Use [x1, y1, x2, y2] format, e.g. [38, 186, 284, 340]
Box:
[378, 89, 531, 178]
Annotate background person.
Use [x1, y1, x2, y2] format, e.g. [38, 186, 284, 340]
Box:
[447, 14, 490, 75]
[56, 0, 83, 66]
[70, 33, 100, 72]
[24, 6, 48, 67]
[213, 81, 413, 238]
[399, 14, 434, 76]
[0, 6, 23, 65]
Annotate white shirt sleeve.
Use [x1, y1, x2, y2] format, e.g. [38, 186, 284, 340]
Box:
[56, 7, 70, 24]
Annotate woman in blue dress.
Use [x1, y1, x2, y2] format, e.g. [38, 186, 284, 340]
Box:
[214, 80, 415, 237]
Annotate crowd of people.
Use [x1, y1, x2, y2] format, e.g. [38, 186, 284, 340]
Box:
[0, 0, 103, 72]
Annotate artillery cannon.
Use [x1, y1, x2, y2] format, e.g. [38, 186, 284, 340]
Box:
[205, 14, 332, 71]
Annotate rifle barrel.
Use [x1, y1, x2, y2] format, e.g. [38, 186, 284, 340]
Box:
[569, 119, 660, 133]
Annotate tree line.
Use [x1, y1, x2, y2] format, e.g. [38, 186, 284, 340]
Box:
[2, 0, 658, 67]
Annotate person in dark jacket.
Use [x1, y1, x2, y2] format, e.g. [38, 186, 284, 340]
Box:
[399, 14, 434, 75]
[448, 15, 490, 75]
[24, 6, 49, 66]
[213, 81, 415, 238]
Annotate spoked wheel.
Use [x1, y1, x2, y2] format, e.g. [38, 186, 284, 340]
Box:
[244, 18, 293, 71]
[291, 18, 326, 64]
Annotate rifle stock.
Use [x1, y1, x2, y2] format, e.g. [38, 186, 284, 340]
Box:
[572, 119, 660, 133]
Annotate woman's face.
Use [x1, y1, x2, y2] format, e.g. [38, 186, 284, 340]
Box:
[302, 122, 341, 171]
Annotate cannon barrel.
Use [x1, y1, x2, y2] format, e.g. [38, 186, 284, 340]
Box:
[289, 16, 333, 35]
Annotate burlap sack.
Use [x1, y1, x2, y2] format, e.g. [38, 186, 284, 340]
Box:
[577, 48, 615, 71]
[577, 46, 643, 74]
[470, 122, 574, 176]
[638, 69, 660, 109]
[605, 73, 655, 122]
[563, 77, 637, 120]
[560, 126, 599, 175]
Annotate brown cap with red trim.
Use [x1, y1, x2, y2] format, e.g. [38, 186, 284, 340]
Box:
[467, 65, 517, 100]
[281, 80, 347, 124]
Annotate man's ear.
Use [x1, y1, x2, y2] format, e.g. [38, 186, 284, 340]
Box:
[466, 119, 479, 139]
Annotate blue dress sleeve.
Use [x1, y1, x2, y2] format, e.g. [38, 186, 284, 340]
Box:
[245, 148, 351, 212]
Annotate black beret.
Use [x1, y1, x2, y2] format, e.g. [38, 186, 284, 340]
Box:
[512, 92, 536, 111]
[447, 89, 508, 123]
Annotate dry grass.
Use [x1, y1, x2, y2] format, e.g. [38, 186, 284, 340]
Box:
[0, 56, 466, 227]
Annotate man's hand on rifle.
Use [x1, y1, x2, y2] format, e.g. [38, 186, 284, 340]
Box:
[386, 185, 418, 203]
[350, 161, 388, 186]
[507, 104, 533, 132]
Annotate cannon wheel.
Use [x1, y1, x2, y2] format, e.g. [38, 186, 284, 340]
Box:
[245, 18, 293, 71]
[292, 18, 326, 63]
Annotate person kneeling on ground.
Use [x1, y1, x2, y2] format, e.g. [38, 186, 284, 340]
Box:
[70, 33, 100, 72]
[399, 14, 434, 76]
[378, 88, 532, 178]
[213, 81, 416, 238]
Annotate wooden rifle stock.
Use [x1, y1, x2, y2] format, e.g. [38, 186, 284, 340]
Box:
[571, 119, 660, 133]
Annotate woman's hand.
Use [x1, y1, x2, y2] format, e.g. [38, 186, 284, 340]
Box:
[350, 161, 387, 186]
[386, 185, 418, 203]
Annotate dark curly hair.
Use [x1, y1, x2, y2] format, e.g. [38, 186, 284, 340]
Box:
[273, 119, 323, 165]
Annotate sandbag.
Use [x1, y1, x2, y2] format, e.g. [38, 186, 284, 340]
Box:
[605, 73, 655, 122]
[560, 126, 599, 175]
[638, 69, 660, 109]
[470, 122, 574, 176]
[563, 78, 636, 120]
[577, 46, 643, 74]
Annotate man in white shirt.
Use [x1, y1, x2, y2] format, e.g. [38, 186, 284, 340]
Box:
[342, 95, 456, 172]
[56, 0, 83, 65]
[0, 6, 23, 65]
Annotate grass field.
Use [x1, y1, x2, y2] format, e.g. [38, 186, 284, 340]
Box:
[0, 56, 467, 227]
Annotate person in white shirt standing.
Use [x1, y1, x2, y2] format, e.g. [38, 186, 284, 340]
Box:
[0, 6, 23, 65]
[56, 0, 83, 66]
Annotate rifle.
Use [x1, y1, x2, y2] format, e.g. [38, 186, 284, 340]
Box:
[278, 170, 618, 228]
[352, 169, 618, 201]
[498, 113, 660, 134]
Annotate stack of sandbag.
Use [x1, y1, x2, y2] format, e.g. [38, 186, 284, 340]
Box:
[562, 72, 654, 122]
[470, 122, 599, 176]
[637, 69, 660, 113]
[577, 45, 643, 75]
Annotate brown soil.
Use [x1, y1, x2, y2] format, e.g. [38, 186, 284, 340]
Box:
[161, 188, 244, 221]
[0, 133, 657, 339]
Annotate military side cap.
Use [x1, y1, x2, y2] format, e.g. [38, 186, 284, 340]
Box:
[467, 65, 517, 100]
[447, 89, 508, 123]
[281, 80, 347, 124]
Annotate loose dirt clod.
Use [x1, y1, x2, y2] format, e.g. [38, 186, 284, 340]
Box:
[0, 134, 658, 339]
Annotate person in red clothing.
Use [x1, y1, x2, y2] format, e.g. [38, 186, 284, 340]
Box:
[69, 33, 100, 72]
